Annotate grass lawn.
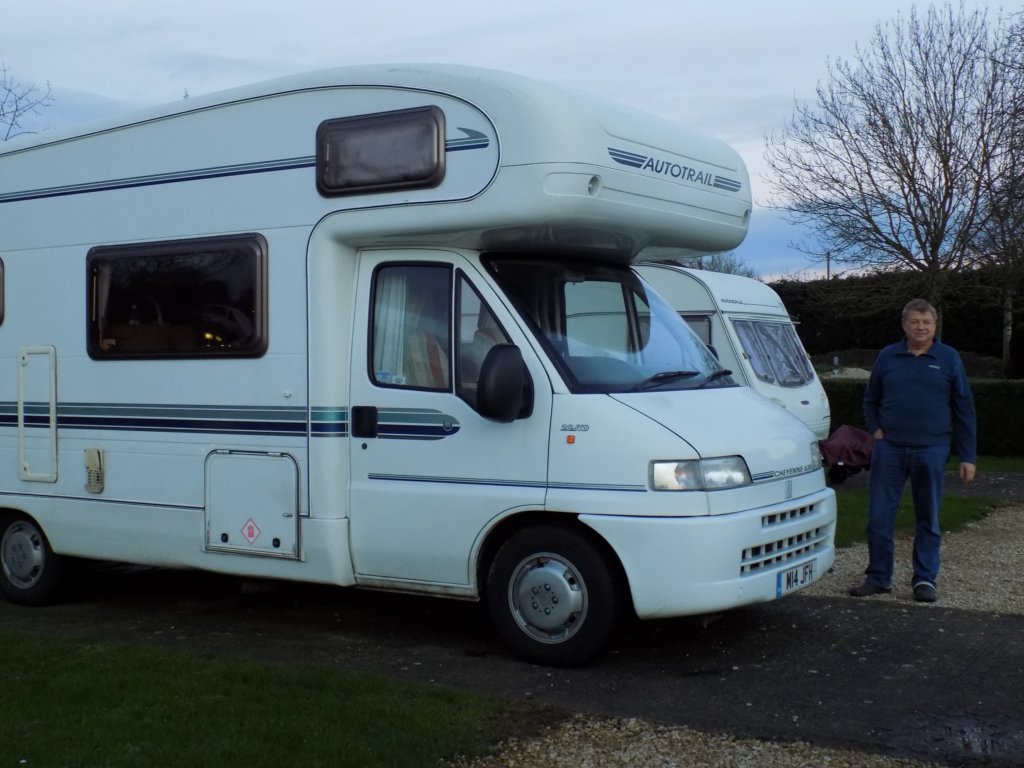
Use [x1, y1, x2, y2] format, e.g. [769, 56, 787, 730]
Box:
[831, 452, 1020, 548]
[968, 455, 1023, 473]
[0, 631, 541, 768]
[832, 488, 1000, 548]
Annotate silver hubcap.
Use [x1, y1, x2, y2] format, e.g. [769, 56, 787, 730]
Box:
[2, 521, 45, 589]
[509, 553, 587, 643]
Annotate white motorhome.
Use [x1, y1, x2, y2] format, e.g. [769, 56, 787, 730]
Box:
[0, 64, 834, 666]
[635, 264, 831, 439]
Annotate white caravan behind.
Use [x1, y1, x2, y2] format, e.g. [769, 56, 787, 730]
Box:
[636, 264, 831, 439]
[0, 65, 835, 666]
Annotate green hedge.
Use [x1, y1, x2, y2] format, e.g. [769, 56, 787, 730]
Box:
[821, 378, 1024, 456]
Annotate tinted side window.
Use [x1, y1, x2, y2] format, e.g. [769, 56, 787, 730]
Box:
[316, 107, 445, 197]
[88, 234, 267, 359]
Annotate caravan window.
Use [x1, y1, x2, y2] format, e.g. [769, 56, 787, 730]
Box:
[316, 107, 445, 197]
[87, 234, 267, 359]
[732, 319, 815, 386]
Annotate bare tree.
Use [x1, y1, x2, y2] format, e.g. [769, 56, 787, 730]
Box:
[0, 62, 54, 141]
[764, 2, 1008, 326]
[699, 252, 759, 278]
[651, 251, 760, 279]
[973, 17, 1024, 375]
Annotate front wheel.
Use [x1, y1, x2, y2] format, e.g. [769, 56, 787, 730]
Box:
[486, 524, 622, 667]
[0, 514, 64, 605]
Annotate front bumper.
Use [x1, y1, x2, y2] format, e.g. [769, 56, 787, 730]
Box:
[581, 487, 836, 618]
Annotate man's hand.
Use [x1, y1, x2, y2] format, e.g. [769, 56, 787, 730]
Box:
[960, 462, 976, 484]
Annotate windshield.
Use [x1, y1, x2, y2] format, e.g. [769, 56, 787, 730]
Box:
[486, 256, 734, 393]
[732, 319, 816, 387]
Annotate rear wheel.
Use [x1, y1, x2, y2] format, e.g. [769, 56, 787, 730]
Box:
[0, 514, 63, 605]
[486, 524, 621, 667]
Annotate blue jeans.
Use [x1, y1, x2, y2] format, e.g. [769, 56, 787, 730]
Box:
[865, 439, 948, 587]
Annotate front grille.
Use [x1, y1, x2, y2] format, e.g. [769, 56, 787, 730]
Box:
[740, 528, 828, 576]
[761, 503, 815, 528]
[740, 500, 830, 577]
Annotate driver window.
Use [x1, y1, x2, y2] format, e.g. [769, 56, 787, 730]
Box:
[371, 264, 452, 390]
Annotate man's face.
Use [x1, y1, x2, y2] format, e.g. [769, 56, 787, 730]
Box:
[903, 310, 936, 349]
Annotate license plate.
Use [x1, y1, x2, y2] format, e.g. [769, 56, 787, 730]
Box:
[777, 559, 816, 597]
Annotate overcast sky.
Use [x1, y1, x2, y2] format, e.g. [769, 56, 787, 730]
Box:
[2, 0, 1012, 278]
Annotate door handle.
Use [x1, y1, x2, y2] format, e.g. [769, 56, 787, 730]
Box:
[351, 406, 379, 438]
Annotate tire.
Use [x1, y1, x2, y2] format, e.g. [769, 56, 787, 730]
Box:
[486, 524, 622, 667]
[0, 514, 64, 606]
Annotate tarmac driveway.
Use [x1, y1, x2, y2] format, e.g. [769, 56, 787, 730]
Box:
[3, 561, 1022, 766]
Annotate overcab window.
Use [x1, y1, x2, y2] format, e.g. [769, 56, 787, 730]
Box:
[316, 106, 445, 196]
[87, 234, 267, 359]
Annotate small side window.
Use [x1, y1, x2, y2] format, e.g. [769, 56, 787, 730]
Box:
[88, 234, 267, 359]
[455, 274, 511, 406]
[316, 106, 445, 197]
[0, 257, 5, 325]
[680, 314, 712, 346]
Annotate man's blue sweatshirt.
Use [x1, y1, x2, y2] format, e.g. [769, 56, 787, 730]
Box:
[863, 339, 977, 463]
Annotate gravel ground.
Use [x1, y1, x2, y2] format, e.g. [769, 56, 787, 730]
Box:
[448, 502, 1024, 768]
[803, 502, 1024, 613]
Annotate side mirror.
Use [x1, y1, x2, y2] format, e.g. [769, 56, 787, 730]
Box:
[476, 344, 533, 422]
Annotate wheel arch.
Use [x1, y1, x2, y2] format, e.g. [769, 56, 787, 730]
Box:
[0, 506, 66, 605]
[475, 511, 635, 616]
[0, 505, 35, 525]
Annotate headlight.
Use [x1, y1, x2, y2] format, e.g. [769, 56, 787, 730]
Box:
[810, 440, 823, 470]
[650, 457, 751, 491]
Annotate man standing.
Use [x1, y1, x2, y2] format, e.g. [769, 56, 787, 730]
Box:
[849, 299, 977, 603]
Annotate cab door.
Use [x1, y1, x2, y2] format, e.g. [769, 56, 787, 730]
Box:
[348, 250, 550, 588]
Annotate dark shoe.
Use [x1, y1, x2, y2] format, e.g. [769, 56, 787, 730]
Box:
[848, 580, 893, 597]
[913, 583, 937, 603]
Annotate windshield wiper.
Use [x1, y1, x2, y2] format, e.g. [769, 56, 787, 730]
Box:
[696, 369, 734, 388]
[631, 370, 700, 392]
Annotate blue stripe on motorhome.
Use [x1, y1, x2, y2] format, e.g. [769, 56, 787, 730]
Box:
[0, 138, 487, 204]
[0, 158, 317, 204]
